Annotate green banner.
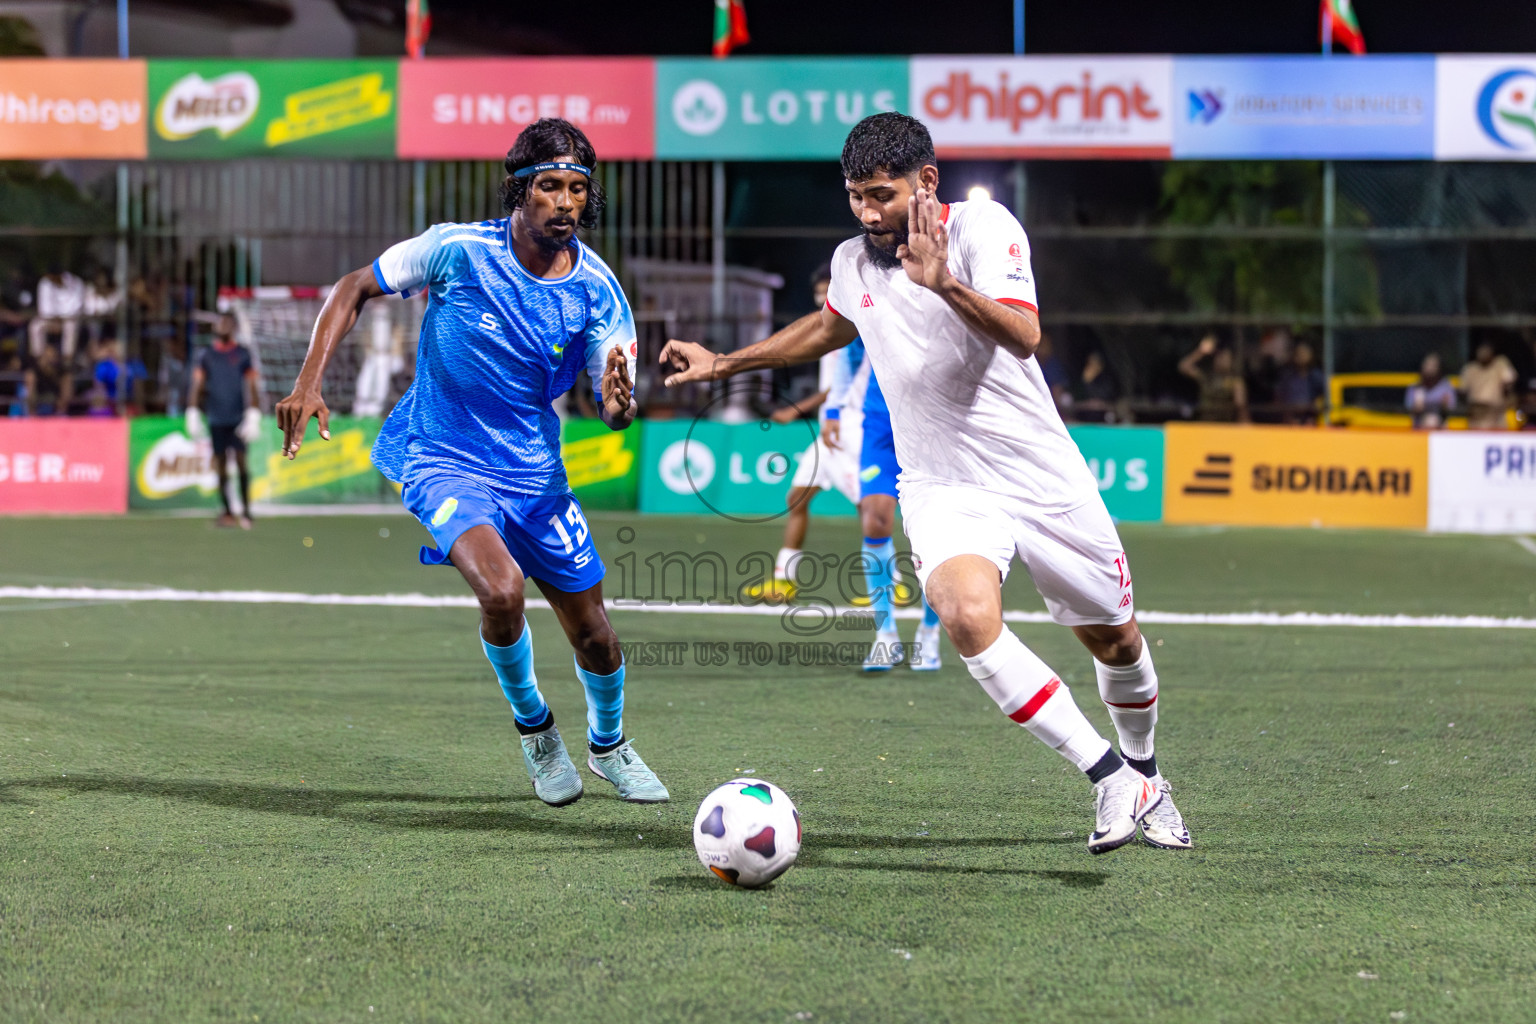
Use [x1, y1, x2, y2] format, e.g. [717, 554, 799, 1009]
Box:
[638, 419, 855, 517]
[130, 415, 392, 509]
[148, 59, 396, 159]
[562, 417, 639, 511]
[655, 57, 908, 159]
[1067, 425, 1165, 522]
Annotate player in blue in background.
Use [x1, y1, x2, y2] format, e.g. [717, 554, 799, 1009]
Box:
[276, 118, 667, 808]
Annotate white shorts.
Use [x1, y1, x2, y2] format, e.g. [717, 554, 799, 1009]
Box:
[901, 483, 1133, 627]
[789, 426, 862, 505]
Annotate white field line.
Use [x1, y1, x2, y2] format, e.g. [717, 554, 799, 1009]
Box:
[1515, 536, 1536, 559]
[0, 585, 1533, 629]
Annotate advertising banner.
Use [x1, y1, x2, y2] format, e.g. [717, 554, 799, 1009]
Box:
[655, 58, 908, 159]
[0, 60, 147, 160]
[148, 60, 397, 159]
[1163, 424, 1427, 529]
[0, 418, 128, 515]
[638, 420, 856, 517]
[398, 59, 654, 160]
[1173, 56, 1435, 159]
[911, 56, 1173, 158]
[1435, 55, 1536, 161]
[1069, 425, 1164, 522]
[130, 416, 391, 509]
[562, 417, 640, 510]
[1427, 433, 1536, 534]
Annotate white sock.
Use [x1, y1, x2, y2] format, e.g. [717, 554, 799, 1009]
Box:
[962, 629, 1112, 772]
[774, 546, 799, 581]
[1095, 641, 1158, 761]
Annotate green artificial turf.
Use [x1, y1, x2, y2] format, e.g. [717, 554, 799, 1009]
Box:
[1, 514, 1533, 1023]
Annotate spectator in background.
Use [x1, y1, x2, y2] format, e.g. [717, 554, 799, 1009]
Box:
[186, 314, 263, 529]
[28, 266, 85, 360]
[83, 268, 122, 358]
[23, 343, 70, 416]
[0, 339, 25, 416]
[1067, 350, 1121, 423]
[1248, 327, 1292, 414]
[1461, 342, 1517, 430]
[1034, 332, 1070, 412]
[1273, 340, 1326, 425]
[1179, 334, 1249, 422]
[1406, 352, 1457, 429]
[90, 338, 146, 415]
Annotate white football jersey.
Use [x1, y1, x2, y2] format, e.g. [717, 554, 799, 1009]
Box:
[825, 198, 1098, 512]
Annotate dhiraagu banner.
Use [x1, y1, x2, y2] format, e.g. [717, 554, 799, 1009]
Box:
[130, 416, 392, 508]
[148, 60, 396, 159]
[1067, 425, 1164, 522]
[655, 57, 908, 159]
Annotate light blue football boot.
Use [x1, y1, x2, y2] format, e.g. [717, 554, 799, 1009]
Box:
[519, 722, 583, 807]
[587, 739, 670, 803]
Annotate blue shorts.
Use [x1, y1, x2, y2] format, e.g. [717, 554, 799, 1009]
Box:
[858, 403, 900, 500]
[402, 471, 605, 594]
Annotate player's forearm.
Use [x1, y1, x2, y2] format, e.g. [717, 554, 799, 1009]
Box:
[934, 278, 1039, 361]
[293, 272, 371, 393]
[711, 312, 841, 379]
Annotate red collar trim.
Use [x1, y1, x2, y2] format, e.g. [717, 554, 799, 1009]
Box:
[940, 203, 950, 224]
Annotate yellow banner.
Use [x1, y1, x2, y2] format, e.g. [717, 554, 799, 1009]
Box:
[1163, 424, 1428, 529]
[264, 72, 392, 148]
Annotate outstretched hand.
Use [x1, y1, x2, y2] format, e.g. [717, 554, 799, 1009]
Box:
[601, 344, 634, 420]
[275, 387, 330, 460]
[658, 339, 718, 388]
[897, 188, 951, 293]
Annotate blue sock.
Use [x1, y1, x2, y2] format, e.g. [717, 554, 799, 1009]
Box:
[575, 656, 625, 749]
[482, 625, 550, 730]
[921, 594, 941, 628]
[863, 537, 897, 633]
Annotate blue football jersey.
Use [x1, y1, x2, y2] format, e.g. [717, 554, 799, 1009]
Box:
[368, 218, 638, 496]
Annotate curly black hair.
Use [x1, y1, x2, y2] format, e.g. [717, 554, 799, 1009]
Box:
[498, 117, 607, 229]
[840, 111, 936, 184]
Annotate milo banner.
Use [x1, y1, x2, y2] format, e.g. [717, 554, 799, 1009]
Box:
[148, 60, 396, 159]
[638, 419, 855, 517]
[561, 417, 640, 510]
[130, 416, 391, 509]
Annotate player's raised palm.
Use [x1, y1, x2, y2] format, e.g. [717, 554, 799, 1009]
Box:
[898, 188, 950, 292]
[601, 345, 634, 420]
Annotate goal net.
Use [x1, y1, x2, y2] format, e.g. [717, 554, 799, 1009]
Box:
[216, 286, 424, 416]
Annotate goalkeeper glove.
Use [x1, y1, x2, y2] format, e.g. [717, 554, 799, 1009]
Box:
[236, 406, 262, 443]
[184, 407, 206, 440]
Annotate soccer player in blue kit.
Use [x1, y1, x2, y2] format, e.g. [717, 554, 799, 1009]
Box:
[276, 118, 667, 808]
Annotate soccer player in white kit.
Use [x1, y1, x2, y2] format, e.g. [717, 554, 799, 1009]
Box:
[661, 112, 1191, 855]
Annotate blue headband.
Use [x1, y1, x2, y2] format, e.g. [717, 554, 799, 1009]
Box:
[512, 161, 592, 179]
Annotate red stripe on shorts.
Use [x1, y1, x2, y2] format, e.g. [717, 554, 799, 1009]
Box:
[1008, 677, 1062, 724]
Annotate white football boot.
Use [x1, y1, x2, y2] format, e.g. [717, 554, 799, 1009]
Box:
[1139, 777, 1192, 849]
[909, 622, 942, 671]
[1087, 764, 1162, 855]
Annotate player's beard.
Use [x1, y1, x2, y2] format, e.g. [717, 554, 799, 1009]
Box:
[862, 225, 907, 270]
[529, 217, 577, 254]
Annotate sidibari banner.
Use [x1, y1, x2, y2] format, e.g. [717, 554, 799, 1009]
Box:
[1427, 432, 1536, 534]
[638, 420, 856, 517]
[0, 418, 128, 515]
[910, 56, 1173, 158]
[1434, 55, 1536, 161]
[0, 60, 147, 160]
[1163, 424, 1428, 529]
[148, 60, 396, 159]
[397, 59, 654, 160]
[1173, 56, 1435, 159]
[655, 58, 908, 160]
[1069, 425, 1164, 522]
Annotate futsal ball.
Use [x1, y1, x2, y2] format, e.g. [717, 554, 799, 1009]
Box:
[692, 778, 801, 888]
